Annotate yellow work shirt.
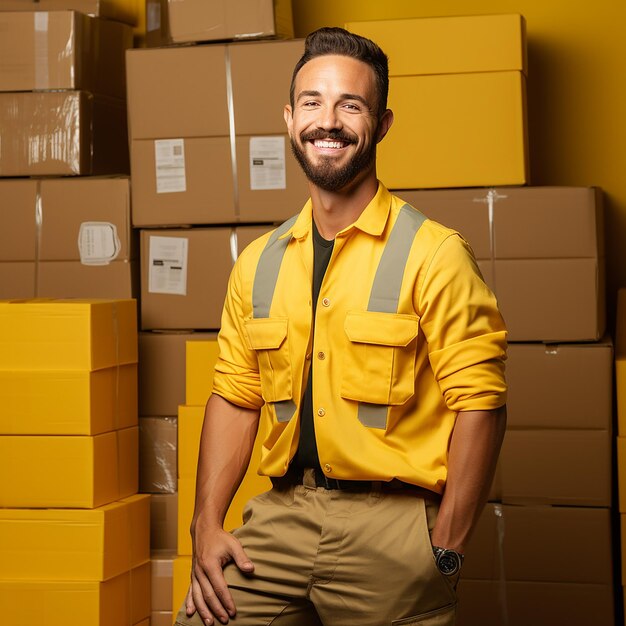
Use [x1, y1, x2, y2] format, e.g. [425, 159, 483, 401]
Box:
[213, 182, 507, 493]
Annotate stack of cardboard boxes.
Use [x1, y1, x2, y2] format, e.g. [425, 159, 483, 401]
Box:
[0, 5, 137, 299]
[616, 290, 626, 619]
[0, 299, 151, 626]
[347, 15, 614, 625]
[126, 0, 301, 618]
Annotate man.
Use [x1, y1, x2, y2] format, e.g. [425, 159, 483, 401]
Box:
[176, 27, 507, 626]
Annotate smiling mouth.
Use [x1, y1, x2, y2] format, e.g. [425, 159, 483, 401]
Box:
[312, 139, 350, 149]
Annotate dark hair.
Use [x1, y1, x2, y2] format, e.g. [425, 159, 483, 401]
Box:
[290, 27, 389, 119]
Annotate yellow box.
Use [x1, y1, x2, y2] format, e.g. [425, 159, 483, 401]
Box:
[0, 363, 137, 435]
[616, 289, 626, 435]
[0, 561, 150, 626]
[177, 423, 271, 555]
[619, 437, 626, 513]
[172, 555, 192, 615]
[177, 404, 204, 479]
[347, 14, 528, 190]
[346, 14, 526, 77]
[0, 493, 150, 581]
[0, 299, 137, 371]
[0, 426, 138, 508]
[185, 339, 219, 406]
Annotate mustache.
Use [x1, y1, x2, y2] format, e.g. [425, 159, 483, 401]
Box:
[299, 129, 358, 144]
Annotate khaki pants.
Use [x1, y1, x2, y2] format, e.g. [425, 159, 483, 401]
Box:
[175, 472, 457, 626]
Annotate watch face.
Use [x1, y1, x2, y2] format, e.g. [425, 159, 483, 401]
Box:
[437, 551, 461, 576]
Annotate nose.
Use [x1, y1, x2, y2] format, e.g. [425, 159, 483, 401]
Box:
[316, 105, 342, 132]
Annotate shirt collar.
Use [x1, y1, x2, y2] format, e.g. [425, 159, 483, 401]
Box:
[285, 181, 392, 241]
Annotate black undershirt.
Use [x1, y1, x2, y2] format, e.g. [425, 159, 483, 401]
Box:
[291, 220, 334, 471]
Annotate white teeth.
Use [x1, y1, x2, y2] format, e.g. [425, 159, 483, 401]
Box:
[313, 139, 345, 149]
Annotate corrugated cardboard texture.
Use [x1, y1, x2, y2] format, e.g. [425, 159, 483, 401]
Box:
[0, 11, 132, 97]
[138, 331, 218, 416]
[0, 91, 129, 176]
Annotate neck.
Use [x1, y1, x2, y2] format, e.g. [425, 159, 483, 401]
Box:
[309, 169, 379, 240]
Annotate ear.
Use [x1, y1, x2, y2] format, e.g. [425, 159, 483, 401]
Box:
[376, 109, 394, 144]
[284, 104, 294, 137]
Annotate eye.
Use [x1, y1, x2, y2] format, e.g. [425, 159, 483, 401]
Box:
[302, 100, 320, 108]
[342, 102, 360, 112]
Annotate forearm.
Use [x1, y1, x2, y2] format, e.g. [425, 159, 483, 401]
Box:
[191, 393, 260, 535]
[430, 405, 507, 552]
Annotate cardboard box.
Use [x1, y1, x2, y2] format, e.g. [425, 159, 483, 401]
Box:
[0, 0, 138, 25]
[500, 429, 611, 506]
[139, 331, 217, 416]
[0, 91, 128, 176]
[463, 504, 613, 584]
[399, 186, 605, 342]
[457, 580, 615, 626]
[0, 426, 138, 508]
[150, 492, 177, 551]
[0, 299, 137, 371]
[0, 493, 150, 581]
[506, 340, 612, 429]
[0, 561, 151, 626]
[151, 611, 174, 626]
[348, 14, 528, 189]
[177, 412, 271, 555]
[0, 11, 131, 97]
[172, 555, 191, 615]
[140, 226, 272, 330]
[0, 363, 137, 435]
[186, 339, 220, 407]
[126, 40, 308, 226]
[151, 550, 175, 612]
[165, 0, 293, 44]
[616, 288, 626, 435]
[139, 416, 177, 493]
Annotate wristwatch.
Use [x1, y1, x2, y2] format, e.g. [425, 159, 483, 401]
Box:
[432, 546, 464, 576]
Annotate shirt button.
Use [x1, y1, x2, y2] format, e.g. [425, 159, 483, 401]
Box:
[322, 298, 330, 307]
[323, 463, 332, 473]
[317, 408, 326, 417]
[317, 351, 326, 360]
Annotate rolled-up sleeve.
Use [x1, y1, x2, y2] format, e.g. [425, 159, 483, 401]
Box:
[418, 234, 507, 411]
[212, 257, 264, 410]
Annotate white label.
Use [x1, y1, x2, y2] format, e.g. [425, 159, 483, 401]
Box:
[249, 136, 286, 190]
[155, 139, 186, 193]
[78, 222, 121, 265]
[148, 236, 188, 296]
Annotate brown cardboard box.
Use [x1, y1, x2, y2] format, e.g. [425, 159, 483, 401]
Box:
[399, 187, 605, 342]
[0, 177, 137, 299]
[159, 0, 293, 45]
[0, 0, 138, 25]
[151, 550, 175, 612]
[126, 40, 308, 226]
[506, 340, 613, 429]
[138, 331, 217, 416]
[139, 416, 177, 493]
[139, 226, 273, 330]
[463, 504, 613, 583]
[457, 580, 615, 626]
[348, 15, 528, 189]
[0, 91, 128, 176]
[151, 612, 174, 626]
[500, 429, 611, 506]
[150, 492, 177, 551]
[0, 11, 132, 97]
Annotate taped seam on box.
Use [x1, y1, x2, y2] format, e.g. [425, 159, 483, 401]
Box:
[34, 179, 43, 296]
[493, 504, 509, 626]
[229, 228, 239, 264]
[224, 46, 240, 219]
[33, 12, 49, 90]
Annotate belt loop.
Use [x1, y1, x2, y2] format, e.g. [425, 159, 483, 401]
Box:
[303, 468, 317, 490]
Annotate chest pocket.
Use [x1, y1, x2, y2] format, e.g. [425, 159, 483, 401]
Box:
[341, 310, 419, 406]
[244, 317, 292, 404]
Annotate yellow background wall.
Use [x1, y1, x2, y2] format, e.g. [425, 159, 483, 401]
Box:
[293, 0, 626, 330]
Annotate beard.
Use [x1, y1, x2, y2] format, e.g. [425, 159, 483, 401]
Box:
[290, 128, 377, 192]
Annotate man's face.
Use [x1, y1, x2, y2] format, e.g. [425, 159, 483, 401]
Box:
[285, 54, 390, 193]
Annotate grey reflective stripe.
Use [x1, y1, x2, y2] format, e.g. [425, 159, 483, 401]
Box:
[359, 204, 426, 429]
[368, 204, 427, 313]
[252, 215, 298, 319]
[273, 399, 297, 423]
